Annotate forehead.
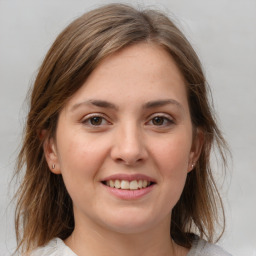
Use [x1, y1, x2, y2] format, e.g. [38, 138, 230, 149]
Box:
[64, 43, 188, 111]
[94, 43, 184, 83]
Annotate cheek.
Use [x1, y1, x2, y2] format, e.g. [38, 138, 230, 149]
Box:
[150, 132, 192, 197]
[152, 133, 192, 173]
[55, 136, 106, 207]
[56, 131, 107, 183]
[147, 135, 192, 213]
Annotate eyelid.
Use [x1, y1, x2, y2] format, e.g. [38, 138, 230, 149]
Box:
[148, 112, 174, 120]
[81, 113, 111, 125]
[146, 113, 175, 125]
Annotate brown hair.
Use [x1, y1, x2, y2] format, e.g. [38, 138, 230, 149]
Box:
[14, 3, 228, 254]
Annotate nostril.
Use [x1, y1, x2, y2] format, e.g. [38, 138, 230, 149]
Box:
[116, 157, 144, 166]
[116, 158, 123, 163]
[110, 139, 148, 165]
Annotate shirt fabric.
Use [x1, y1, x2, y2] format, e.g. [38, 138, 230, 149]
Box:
[30, 237, 232, 256]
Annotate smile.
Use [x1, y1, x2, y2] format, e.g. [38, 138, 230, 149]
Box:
[104, 180, 153, 190]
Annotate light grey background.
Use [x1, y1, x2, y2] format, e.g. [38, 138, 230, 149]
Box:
[1, 0, 255, 255]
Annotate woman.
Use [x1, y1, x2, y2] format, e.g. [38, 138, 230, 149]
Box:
[14, 3, 231, 256]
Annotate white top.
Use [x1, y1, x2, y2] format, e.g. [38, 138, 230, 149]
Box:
[30, 237, 232, 256]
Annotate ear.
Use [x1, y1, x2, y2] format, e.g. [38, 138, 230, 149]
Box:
[187, 128, 204, 173]
[43, 132, 61, 175]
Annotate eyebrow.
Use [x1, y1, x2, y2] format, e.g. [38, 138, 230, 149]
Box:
[70, 99, 183, 112]
[71, 99, 118, 112]
[143, 99, 184, 111]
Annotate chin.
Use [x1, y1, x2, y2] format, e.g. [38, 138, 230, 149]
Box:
[106, 221, 153, 235]
[98, 209, 164, 234]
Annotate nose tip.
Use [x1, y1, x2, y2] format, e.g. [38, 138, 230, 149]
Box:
[115, 149, 144, 166]
[110, 127, 148, 166]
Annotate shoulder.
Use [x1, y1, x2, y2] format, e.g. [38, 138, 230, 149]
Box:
[188, 239, 232, 256]
[30, 238, 77, 256]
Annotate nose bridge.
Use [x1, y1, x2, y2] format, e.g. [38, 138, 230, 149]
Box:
[111, 120, 147, 165]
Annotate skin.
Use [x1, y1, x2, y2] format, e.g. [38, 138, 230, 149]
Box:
[44, 43, 203, 256]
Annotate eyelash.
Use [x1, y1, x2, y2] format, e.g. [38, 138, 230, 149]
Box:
[146, 114, 175, 127]
[81, 113, 175, 128]
[81, 113, 110, 127]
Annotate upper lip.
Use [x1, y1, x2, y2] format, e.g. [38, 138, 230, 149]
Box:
[101, 173, 156, 183]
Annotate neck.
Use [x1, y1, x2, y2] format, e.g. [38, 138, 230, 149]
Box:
[65, 216, 188, 256]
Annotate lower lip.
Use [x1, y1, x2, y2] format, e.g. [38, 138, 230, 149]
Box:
[103, 184, 155, 200]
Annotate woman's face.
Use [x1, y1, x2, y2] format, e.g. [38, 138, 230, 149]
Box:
[45, 43, 202, 234]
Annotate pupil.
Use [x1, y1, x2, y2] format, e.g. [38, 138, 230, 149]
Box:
[91, 117, 102, 125]
[153, 117, 164, 125]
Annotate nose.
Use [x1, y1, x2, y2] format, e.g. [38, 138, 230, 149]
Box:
[110, 122, 148, 166]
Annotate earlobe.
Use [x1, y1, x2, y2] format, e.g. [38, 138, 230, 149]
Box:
[188, 128, 204, 173]
[43, 134, 61, 174]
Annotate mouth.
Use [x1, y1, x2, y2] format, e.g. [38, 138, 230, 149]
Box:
[102, 179, 155, 190]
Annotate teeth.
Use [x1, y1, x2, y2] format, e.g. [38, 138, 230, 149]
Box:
[106, 179, 151, 190]
[129, 180, 138, 190]
[120, 180, 130, 189]
[109, 180, 115, 188]
[115, 180, 121, 188]
[142, 180, 148, 188]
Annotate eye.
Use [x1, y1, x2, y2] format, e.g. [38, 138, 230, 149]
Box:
[152, 116, 165, 126]
[82, 114, 110, 126]
[89, 116, 104, 126]
[147, 114, 174, 127]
